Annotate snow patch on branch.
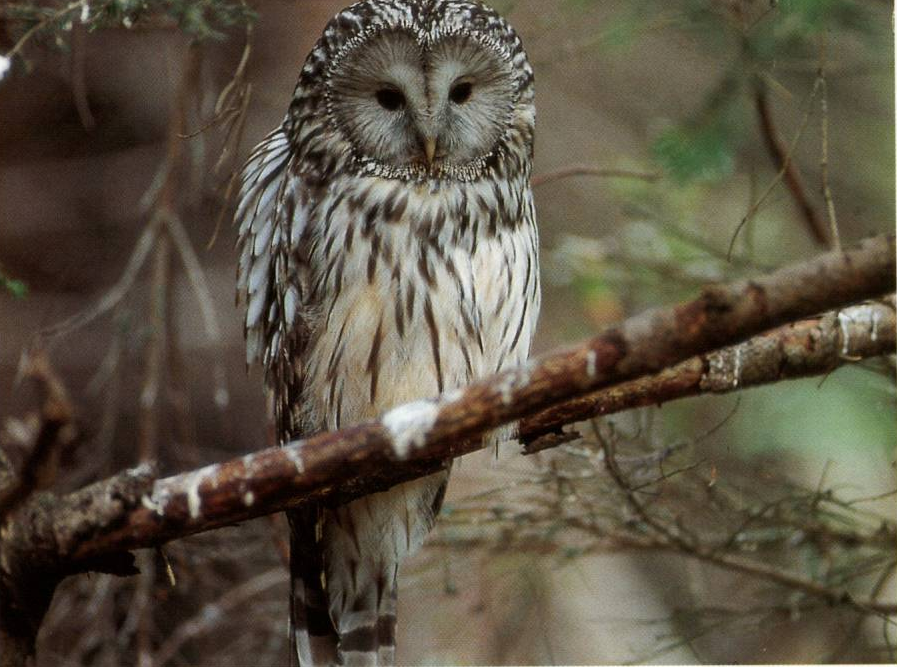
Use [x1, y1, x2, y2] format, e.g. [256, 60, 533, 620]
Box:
[837, 304, 875, 356]
[141, 494, 164, 515]
[732, 346, 743, 388]
[442, 388, 464, 403]
[179, 464, 218, 519]
[871, 308, 881, 342]
[586, 350, 598, 379]
[837, 310, 855, 355]
[383, 400, 440, 459]
[284, 443, 306, 474]
[129, 461, 155, 478]
[497, 366, 532, 405]
[186, 475, 203, 519]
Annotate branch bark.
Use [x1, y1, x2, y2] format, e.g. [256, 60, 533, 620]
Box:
[1, 234, 894, 662]
[20, 234, 897, 561]
[520, 296, 896, 450]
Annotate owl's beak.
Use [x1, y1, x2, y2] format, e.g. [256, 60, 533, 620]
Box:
[422, 136, 438, 165]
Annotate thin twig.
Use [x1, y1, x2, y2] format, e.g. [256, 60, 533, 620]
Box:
[206, 23, 254, 249]
[3, 0, 88, 62]
[134, 551, 157, 667]
[139, 234, 169, 464]
[0, 352, 74, 520]
[595, 440, 897, 618]
[818, 36, 841, 251]
[69, 22, 95, 130]
[153, 569, 285, 665]
[164, 211, 229, 409]
[134, 42, 203, 667]
[595, 421, 695, 549]
[40, 217, 160, 338]
[755, 79, 828, 245]
[729, 79, 824, 258]
[532, 165, 660, 188]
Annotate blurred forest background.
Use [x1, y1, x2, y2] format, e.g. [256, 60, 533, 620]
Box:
[0, 0, 894, 664]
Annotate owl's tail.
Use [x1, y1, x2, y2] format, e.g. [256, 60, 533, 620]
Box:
[288, 507, 398, 667]
[330, 575, 397, 667]
[289, 506, 340, 667]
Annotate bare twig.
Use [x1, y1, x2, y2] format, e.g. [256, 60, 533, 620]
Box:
[2, 0, 88, 63]
[134, 41, 205, 667]
[134, 230, 168, 667]
[532, 165, 660, 188]
[140, 234, 170, 464]
[595, 422, 694, 549]
[194, 21, 254, 249]
[818, 37, 841, 251]
[165, 211, 229, 410]
[594, 442, 897, 618]
[69, 22, 95, 130]
[40, 217, 160, 338]
[132, 551, 157, 667]
[0, 352, 75, 520]
[153, 568, 285, 665]
[755, 81, 828, 244]
[729, 79, 824, 258]
[830, 560, 897, 660]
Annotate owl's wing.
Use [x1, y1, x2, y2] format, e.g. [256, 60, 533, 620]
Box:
[235, 123, 309, 397]
[237, 125, 342, 666]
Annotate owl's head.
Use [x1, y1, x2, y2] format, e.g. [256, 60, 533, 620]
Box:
[292, 0, 534, 182]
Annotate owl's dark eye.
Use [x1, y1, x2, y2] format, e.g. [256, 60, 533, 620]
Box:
[449, 81, 473, 105]
[375, 88, 406, 111]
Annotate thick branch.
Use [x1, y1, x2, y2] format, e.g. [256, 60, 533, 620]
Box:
[12, 233, 889, 568]
[520, 297, 896, 449]
[0, 464, 145, 667]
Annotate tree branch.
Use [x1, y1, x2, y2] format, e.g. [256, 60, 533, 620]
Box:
[3, 233, 888, 572]
[520, 296, 896, 450]
[0, 234, 893, 663]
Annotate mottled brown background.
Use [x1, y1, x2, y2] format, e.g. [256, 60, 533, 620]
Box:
[1, 1, 894, 664]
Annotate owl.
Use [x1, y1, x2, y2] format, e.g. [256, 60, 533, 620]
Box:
[235, 1, 539, 664]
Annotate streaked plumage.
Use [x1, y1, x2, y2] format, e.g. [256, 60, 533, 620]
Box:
[235, 1, 538, 664]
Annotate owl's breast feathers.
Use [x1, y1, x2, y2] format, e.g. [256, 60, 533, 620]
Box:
[296, 168, 540, 435]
